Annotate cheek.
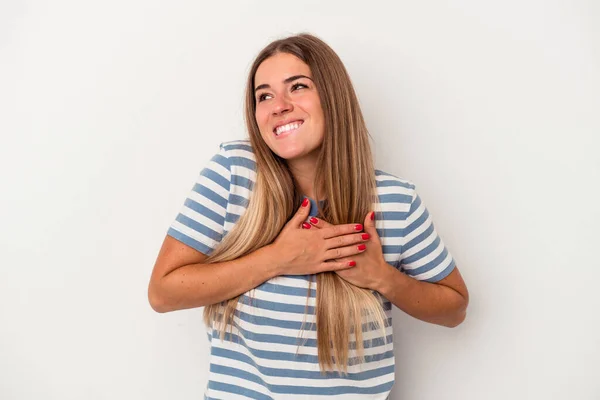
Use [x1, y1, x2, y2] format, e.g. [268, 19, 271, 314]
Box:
[302, 97, 324, 122]
[307, 103, 325, 129]
[255, 109, 268, 132]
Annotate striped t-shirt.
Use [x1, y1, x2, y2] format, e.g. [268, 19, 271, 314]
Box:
[168, 140, 456, 400]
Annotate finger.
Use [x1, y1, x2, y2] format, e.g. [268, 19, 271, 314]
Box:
[320, 259, 356, 272]
[324, 232, 371, 250]
[321, 223, 364, 239]
[323, 242, 367, 260]
[363, 211, 380, 239]
[288, 198, 311, 228]
[308, 216, 331, 229]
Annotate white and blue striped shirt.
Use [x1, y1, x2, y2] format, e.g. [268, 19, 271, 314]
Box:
[168, 140, 456, 399]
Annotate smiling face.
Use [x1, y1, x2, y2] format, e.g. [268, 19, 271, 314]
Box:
[254, 52, 325, 163]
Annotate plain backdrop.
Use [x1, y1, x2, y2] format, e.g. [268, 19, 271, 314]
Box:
[1, 1, 599, 399]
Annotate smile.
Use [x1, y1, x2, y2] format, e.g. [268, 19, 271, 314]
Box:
[274, 120, 304, 136]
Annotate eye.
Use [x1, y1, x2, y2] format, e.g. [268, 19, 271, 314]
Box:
[257, 93, 272, 102]
[291, 82, 308, 91]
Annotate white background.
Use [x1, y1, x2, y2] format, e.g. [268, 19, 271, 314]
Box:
[1, 1, 599, 399]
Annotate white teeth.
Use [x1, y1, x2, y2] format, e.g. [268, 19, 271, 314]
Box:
[275, 121, 302, 135]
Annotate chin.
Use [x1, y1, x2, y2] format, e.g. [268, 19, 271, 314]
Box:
[261, 134, 322, 161]
[277, 146, 320, 163]
[273, 148, 305, 160]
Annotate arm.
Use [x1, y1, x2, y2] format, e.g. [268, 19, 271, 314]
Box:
[147, 235, 281, 313]
[378, 185, 469, 327]
[374, 265, 469, 328]
[148, 202, 368, 313]
[312, 206, 469, 328]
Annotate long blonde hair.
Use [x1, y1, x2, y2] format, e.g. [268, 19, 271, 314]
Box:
[203, 33, 387, 374]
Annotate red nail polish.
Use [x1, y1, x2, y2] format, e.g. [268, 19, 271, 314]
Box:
[310, 217, 318, 224]
[371, 212, 375, 221]
[358, 244, 366, 251]
[354, 224, 363, 231]
[361, 233, 370, 240]
[302, 222, 311, 229]
[348, 261, 356, 267]
[302, 198, 309, 207]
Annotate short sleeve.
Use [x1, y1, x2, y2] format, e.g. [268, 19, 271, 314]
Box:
[167, 144, 232, 255]
[399, 188, 456, 282]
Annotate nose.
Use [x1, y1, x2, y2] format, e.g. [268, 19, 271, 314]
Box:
[272, 94, 293, 116]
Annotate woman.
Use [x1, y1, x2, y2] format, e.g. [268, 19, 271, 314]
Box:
[148, 33, 469, 400]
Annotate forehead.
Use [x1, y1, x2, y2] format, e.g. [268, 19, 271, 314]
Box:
[254, 53, 312, 85]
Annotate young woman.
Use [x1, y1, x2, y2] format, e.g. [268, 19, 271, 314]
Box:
[148, 33, 469, 400]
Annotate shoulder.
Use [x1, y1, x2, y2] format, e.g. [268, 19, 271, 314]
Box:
[217, 139, 257, 173]
[375, 169, 417, 204]
[219, 139, 255, 156]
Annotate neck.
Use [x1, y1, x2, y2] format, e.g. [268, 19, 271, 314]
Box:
[287, 154, 321, 200]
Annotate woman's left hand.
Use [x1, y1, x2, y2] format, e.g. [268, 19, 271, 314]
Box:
[305, 211, 391, 290]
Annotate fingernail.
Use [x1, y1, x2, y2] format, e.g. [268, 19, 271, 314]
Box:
[310, 217, 318, 224]
[302, 198, 309, 207]
[302, 222, 311, 229]
[354, 224, 363, 231]
[371, 212, 375, 221]
[361, 233, 370, 240]
[357, 244, 367, 251]
[348, 261, 356, 267]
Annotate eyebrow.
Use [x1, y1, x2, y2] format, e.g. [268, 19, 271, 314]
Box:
[254, 75, 313, 92]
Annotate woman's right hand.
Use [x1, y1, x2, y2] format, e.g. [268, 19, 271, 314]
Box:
[269, 198, 370, 276]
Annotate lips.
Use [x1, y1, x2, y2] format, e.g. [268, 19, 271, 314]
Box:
[273, 119, 304, 136]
